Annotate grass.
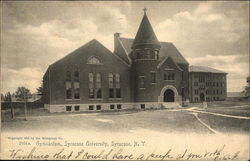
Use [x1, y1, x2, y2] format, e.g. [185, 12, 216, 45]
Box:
[197, 113, 250, 134]
[2, 110, 211, 134]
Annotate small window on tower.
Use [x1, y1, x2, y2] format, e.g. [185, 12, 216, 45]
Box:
[155, 50, 159, 60]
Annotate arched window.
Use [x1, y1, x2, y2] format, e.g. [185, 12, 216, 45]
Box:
[74, 82, 80, 99]
[66, 71, 71, 81]
[87, 56, 102, 65]
[168, 73, 171, 80]
[109, 73, 114, 98]
[164, 73, 167, 80]
[115, 74, 120, 88]
[115, 74, 121, 98]
[74, 71, 79, 81]
[109, 73, 114, 88]
[65, 82, 72, 99]
[171, 73, 175, 80]
[88, 73, 94, 98]
[96, 73, 102, 98]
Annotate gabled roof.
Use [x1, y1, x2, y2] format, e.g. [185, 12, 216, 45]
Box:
[157, 56, 183, 71]
[189, 66, 227, 74]
[120, 37, 189, 64]
[132, 13, 160, 48]
[50, 39, 130, 68]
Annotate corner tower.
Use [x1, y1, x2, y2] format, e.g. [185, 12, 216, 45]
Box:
[131, 8, 161, 59]
[131, 9, 161, 103]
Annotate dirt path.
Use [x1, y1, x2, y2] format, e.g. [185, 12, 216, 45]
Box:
[186, 108, 250, 120]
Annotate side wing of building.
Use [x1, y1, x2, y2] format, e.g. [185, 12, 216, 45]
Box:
[189, 66, 227, 103]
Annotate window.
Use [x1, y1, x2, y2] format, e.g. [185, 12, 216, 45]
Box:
[89, 73, 94, 98]
[194, 82, 198, 86]
[151, 72, 156, 83]
[164, 73, 174, 80]
[155, 50, 159, 60]
[168, 73, 171, 80]
[171, 73, 175, 80]
[66, 82, 72, 99]
[74, 106, 80, 111]
[117, 104, 122, 109]
[89, 105, 94, 110]
[136, 51, 142, 59]
[66, 106, 72, 111]
[141, 104, 145, 109]
[150, 50, 155, 59]
[96, 73, 102, 98]
[164, 73, 167, 80]
[96, 105, 101, 110]
[74, 71, 79, 81]
[194, 89, 198, 95]
[110, 104, 115, 110]
[139, 76, 145, 89]
[87, 56, 102, 65]
[66, 71, 71, 81]
[115, 74, 121, 98]
[145, 49, 150, 59]
[109, 73, 114, 98]
[74, 82, 80, 99]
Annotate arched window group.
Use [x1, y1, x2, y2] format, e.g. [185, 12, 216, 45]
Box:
[164, 73, 175, 81]
[66, 71, 121, 100]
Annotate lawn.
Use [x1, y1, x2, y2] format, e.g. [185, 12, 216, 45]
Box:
[2, 110, 211, 134]
[197, 113, 250, 134]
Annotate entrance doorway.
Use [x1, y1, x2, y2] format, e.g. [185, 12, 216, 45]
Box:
[164, 89, 174, 102]
[200, 93, 205, 102]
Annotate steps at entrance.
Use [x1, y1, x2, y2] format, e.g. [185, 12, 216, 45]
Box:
[162, 102, 181, 108]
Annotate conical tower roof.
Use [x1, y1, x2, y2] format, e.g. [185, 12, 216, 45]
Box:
[132, 10, 160, 48]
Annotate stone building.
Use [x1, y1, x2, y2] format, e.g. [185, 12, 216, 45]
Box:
[189, 66, 227, 102]
[43, 10, 227, 112]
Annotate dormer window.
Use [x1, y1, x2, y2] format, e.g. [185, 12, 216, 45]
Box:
[87, 56, 102, 65]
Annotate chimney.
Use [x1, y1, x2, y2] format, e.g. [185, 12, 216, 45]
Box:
[114, 33, 121, 54]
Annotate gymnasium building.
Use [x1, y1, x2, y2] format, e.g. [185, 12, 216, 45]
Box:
[43, 10, 227, 112]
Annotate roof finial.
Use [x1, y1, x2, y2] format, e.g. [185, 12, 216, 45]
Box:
[143, 7, 147, 15]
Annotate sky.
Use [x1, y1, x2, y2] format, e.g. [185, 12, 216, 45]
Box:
[1, 1, 249, 94]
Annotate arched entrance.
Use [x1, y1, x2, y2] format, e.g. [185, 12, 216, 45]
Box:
[164, 89, 174, 102]
[200, 93, 205, 102]
[159, 85, 180, 103]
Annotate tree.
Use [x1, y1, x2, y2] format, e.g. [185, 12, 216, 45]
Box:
[36, 83, 44, 102]
[4, 92, 14, 119]
[15, 87, 31, 121]
[242, 76, 250, 99]
[1, 93, 4, 102]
